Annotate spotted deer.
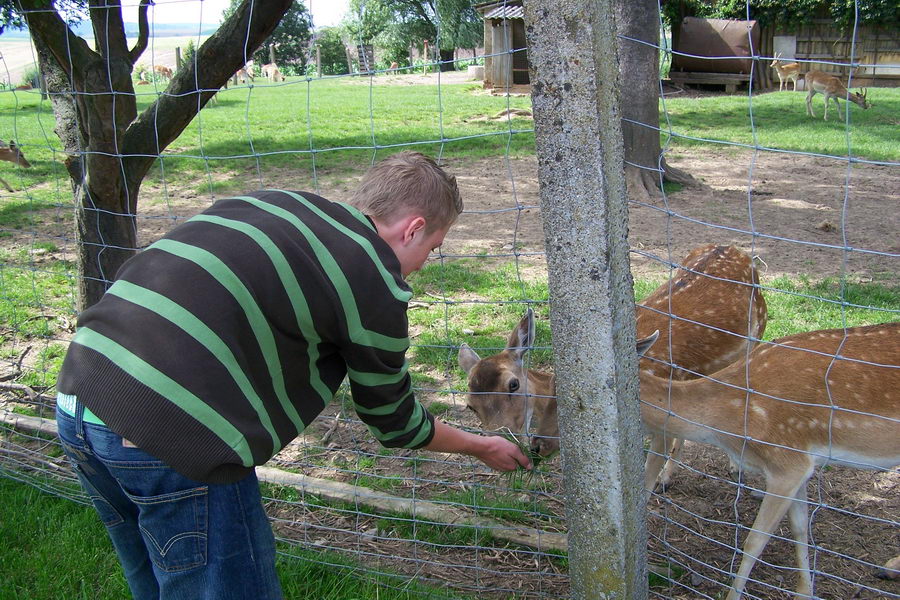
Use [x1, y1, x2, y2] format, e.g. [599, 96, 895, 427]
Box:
[805, 70, 870, 120]
[459, 244, 767, 491]
[0, 140, 32, 192]
[634, 322, 899, 600]
[770, 52, 800, 92]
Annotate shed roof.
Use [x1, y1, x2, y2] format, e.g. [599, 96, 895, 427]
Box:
[475, 1, 525, 20]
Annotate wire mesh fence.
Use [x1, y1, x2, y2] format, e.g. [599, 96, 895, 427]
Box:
[0, 0, 898, 598]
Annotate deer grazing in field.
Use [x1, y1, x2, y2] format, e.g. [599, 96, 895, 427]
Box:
[0, 140, 32, 192]
[633, 322, 899, 600]
[769, 52, 800, 92]
[262, 63, 285, 83]
[153, 64, 173, 81]
[236, 63, 255, 84]
[459, 244, 767, 491]
[805, 70, 870, 120]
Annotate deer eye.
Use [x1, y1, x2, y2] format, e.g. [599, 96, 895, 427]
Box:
[508, 378, 520, 392]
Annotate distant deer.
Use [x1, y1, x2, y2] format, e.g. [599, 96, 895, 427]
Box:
[0, 140, 32, 192]
[459, 244, 767, 491]
[236, 63, 255, 84]
[153, 64, 173, 81]
[632, 322, 899, 600]
[769, 52, 800, 92]
[262, 63, 285, 83]
[805, 70, 870, 120]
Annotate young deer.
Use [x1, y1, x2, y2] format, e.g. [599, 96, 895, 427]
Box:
[770, 53, 800, 92]
[633, 322, 899, 600]
[0, 140, 32, 192]
[236, 63, 255, 84]
[262, 63, 285, 83]
[459, 244, 767, 491]
[805, 70, 870, 120]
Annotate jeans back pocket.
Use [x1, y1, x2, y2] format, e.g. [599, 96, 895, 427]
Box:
[124, 485, 209, 573]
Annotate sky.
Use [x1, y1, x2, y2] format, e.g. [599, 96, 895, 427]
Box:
[119, 0, 350, 27]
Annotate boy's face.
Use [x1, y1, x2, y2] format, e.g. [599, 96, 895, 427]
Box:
[395, 224, 450, 277]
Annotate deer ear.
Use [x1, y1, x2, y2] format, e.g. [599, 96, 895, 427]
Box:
[636, 330, 660, 358]
[458, 343, 481, 375]
[506, 308, 535, 363]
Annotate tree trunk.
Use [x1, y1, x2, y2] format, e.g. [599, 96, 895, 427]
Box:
[616, 0, 695, 202]
[439, 48, 455, 71]
[18, 0, 293, 308]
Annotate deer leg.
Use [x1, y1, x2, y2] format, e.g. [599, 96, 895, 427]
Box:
[787, 487, 814, 599]
[725, 477, 807, 600]
[0, 175, 13, 192]
[644, 433, 669, 492]
[805, 91, 815, 117]
[656, 437, 685, 492]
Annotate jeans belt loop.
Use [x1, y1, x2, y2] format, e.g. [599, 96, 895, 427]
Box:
[73, 398, 86, 442]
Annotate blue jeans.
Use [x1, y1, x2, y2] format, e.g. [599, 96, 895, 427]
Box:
[56, 402, 283, 600]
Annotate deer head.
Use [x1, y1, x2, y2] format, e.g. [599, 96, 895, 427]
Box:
[0, 140, 31, 168]
[458, 308, 550, 435]
[851, 88, 871, 109]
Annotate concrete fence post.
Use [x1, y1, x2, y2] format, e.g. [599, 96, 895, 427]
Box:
[522, 1, 648, 599]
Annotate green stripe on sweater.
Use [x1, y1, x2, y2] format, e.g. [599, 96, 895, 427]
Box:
[106, 280, 283, 454]
[70, 327, 254, 466]
[232, 195, 410, 353]
[190, 214, 332, 406]
[149, 238, 305, 431]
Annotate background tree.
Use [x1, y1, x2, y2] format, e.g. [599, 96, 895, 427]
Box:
[616, 0, 694, 201]
[311, 26, 351, 75]
[346, 0, 481, 71]
[223, 0, 311, 68]
[3, 0, 292, 308]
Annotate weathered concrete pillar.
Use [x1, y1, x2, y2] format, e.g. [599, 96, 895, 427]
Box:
[522, 1, 648, 598]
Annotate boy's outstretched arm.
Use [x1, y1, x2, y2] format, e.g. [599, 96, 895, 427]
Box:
[424, 419, 532, 472]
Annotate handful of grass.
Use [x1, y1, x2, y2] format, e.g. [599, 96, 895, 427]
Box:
[498, 427, 543, 489]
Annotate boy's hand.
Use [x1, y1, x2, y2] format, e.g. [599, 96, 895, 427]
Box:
[472, 434, 533, 472]
[423, 419, 532, 471]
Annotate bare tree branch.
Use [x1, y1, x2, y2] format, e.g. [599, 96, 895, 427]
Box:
[128, 0, 153, 64]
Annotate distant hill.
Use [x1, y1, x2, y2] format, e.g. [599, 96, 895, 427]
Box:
[1, 21, 218, 40]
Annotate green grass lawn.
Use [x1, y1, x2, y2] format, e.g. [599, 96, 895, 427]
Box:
[0, 476, 459, 600]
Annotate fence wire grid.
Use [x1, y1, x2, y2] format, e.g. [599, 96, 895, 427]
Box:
[0, 0, 898, 599]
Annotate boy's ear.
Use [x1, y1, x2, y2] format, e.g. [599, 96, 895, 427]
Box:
[401, 215, 427, 244]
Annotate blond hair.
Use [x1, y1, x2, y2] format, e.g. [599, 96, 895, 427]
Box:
[349, 151, 463, 233]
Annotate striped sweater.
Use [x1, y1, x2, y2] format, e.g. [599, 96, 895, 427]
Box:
[57, 190, 435, 483]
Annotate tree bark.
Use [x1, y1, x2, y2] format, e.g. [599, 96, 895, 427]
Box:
[616, 0, 695, 202]
[18, 0, 292, 308]
[439, 48, 455, 71]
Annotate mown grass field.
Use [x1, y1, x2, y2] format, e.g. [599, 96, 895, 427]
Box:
[0, 72, 898, 599]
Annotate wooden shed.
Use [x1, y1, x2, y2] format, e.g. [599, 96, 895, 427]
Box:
[475, 1, 530, 93]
